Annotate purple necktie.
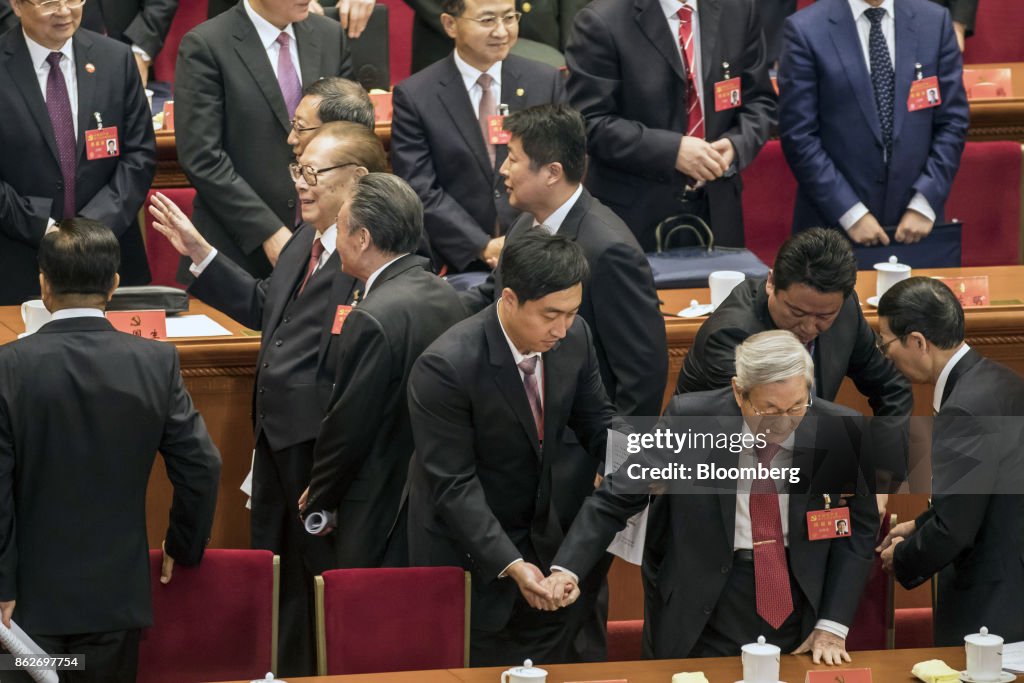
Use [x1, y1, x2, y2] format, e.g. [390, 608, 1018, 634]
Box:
[518, 356, 544, 444]
[46, 52, 77, 219]
[275, 32, 302, 118]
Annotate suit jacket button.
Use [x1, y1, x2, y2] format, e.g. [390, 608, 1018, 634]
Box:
[262, 362, 269, 368]
[721, 565, 730, 574]
[275, 339, 283, 347]
[56, 181, 63, 190]
[287, 199, 296, 208]
[259, 387, 265, 394]
[494, 190, 501, 198]
[259, 412, 266, 419]
[283, 317, 290, 323]
[703, 605, 713, 615]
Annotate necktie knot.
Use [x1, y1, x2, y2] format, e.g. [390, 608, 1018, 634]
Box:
[310, 237, 325, 262]
[276, 32, 291, 48]
[477, 72, 494, 90]
[754, 443, 782, 466]
[865, 7, 885, 25]
[46, 51, 63, 68]
[676, 5, 692, 23]
[518, 356, 539, 376]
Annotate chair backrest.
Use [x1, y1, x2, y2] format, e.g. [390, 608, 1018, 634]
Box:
[946, 141, 1022, 267]
[152, 1, 210, 83]
[315, 567, 469, 675]
[740, 139, 796, 265]
[963, 0, 1024, 64]
[845, 513, 896, 651]
[144, 188, 195, 289]
[137, 549, 278, 683]
[606, 619, 644, 662]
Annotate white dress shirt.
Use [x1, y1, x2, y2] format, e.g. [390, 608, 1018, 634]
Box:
[933, 343, 970, 413]
[189, 225, 336, 277]
[659, 0, 704, 120]
[243, 0, 301, 82]
[838, 0, 936, 230]
[453, 48, 503, 115]
[25, 32, 79, 139]
[51, 307, 105, 321]
[362, 253, 407, 297]
[534, 185, 584, 234]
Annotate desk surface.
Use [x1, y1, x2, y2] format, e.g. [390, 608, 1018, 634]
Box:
[209, 647, 967, 682]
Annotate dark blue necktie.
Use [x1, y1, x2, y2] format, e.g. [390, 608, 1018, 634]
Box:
[866, 8, 895, 162]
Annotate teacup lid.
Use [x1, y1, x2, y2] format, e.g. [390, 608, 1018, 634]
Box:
[741, 635, 780, 655]
[965, 626, 1004, 647]
[875, 255, 912, 272]
[509, 659, 548, 677]
[250, 674, 286, 683]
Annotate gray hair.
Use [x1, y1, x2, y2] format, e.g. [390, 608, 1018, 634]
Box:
[733, 330, 814, 392]
[303, 77, 376, 132]
[345, 173, 423, 256]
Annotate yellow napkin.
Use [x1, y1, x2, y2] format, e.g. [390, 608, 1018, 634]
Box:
[671, 674, 709, 683]
[911, 659, 961, 683]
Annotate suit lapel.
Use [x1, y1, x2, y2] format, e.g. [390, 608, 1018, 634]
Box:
[698, 0, 720, 86]
[634, 0, 686, 84]
[485, 306, 542, 458]
[438, 54, 494, 179]
[892, 0, 918, 141]
[73, 32, 97, 162]
[4, 33, 61, 164]
[232, 6, 291, 133]
[294, 18, 321, 88]
[315, 251, 359, 372]
[264, 226, 315, 334]
[941, 348, 982, 407]
[828, 0, 883, 146]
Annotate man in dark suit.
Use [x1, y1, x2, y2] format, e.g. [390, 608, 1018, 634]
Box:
[175, 0, 353, 279]
[0, 0, 17, 32]
[876, 277, 1024, 645]
[149, 121, 384, 676]
[778, 0, 969, 245]
[565, 0, 775, 250]
[0, 219, 221, 683]
[931, 0, 976, 50]
[208, 0, 378, 40]
[408, 230, 624, 665]
[545, 330, 878, 663]
[390, 0, 565, 273]
[76, 0, 178, 84]
[0, 0, 156, 305]
[288, 76, 376, 157]
[299, 174, 465, 567]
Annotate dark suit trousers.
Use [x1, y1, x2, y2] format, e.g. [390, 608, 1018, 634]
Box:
[470, 593, 587, 667]
[7, 629, 140, 683]
[252, 434, 334, 677]
[688, 554, 806, 657]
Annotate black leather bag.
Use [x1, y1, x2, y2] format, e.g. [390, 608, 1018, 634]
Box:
[646, 215, 769, 289]
[106, 286, 189, 314]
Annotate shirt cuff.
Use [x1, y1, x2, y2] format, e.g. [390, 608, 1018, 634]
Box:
[814, 619, 850, 640]
[549, 566, 579, 584]
[907, 192, 936, 223]
[838, 202, 869, 231]
[131, 44, 152, 63]
[498, 558, 523, 579]
[189, 248, 218, 277]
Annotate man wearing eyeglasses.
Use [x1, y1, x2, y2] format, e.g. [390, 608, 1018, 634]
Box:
[149, 121, 385, 676]
[543, 330, 879, 664]
[287, 76, 375, 157]
[175, 0, 353, 279]
[0, 0, 156, 305]
[391, 0, 565, 273]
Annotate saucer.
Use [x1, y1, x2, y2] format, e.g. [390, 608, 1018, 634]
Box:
[959, 671, 1017, 683]
[865, 296, 880, 307]
[733, 680, 786, 683]
[17, 332, 29, 339]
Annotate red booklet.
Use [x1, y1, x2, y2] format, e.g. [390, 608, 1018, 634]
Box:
[963, 68, 1014, 99]
[935, 275, 990, 307]
[806, 668, 872, 683]
[369, 92, 393, 124]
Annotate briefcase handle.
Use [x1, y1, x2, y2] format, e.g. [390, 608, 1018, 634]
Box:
[655, 214, 715, 253]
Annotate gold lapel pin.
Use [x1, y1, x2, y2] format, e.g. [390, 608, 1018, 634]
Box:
[515, 87, 524, 97]
[84, 63, 96, 73]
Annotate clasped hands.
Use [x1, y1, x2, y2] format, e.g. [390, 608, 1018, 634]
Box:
[676, 136, 736, 184]
[506, 562, 581, 612]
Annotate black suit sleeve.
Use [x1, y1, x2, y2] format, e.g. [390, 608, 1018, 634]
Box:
[0, 364, 17, 601]
[0, 0, 17, 34]
[188, 253, 272, 330]
[122, 0, 179, 59]
[0, 183, 51, 248]
[943, 0, 977, 34]
[844, 297, 914, 417]
[78, 47, 157, 239]
[676, 324, 749, 394]
[158, 350, 222, 567]
[306, 310, 393, 512]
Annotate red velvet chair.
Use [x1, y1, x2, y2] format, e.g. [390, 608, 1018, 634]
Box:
[741, 140, 796, 266]
[607, 619, 645, 662]
[152, 1, 210, 84]
[845, 514, 896, 651]
[895, 607, 935, 649]
[946, 141, 1021, 268]
[143, 188, 194, 289]
[315, 567, 469, 675]
[137, 549, 279, 683]
[963, 0, 1024, 64]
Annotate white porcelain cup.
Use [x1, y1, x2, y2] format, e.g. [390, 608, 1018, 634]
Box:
[145, 88, 155, 111]
[500, 659, 547, 683]
[709, 270, 745, 310]
[965, 627, 1004, 681]
[875, 255, 912, 300]
[741, 636, 780, 683]
[20, 299, 51, 335]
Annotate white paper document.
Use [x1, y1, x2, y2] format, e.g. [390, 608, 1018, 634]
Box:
[604, 429, 649, 565]
[0, 620, 59, 683]
[1003, 640, 1024, 673]
[165, 314, 232, 338]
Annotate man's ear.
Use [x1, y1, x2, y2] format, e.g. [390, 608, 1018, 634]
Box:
[106, 273, 121, 302]
[441, 13, 458, 39]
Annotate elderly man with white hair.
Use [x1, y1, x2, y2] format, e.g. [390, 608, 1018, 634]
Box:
[544, 330, 879, 664]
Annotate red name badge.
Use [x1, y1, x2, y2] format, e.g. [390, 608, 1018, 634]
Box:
[806, 506, 852, 541]
[714, 77, 742, 111]
[332, 305, 353, 335]
[806, 668, 872, 683]
[85, 126, 119, 160]
[908, 75, 941, 111]
[487, 115, 511, 145]
[106, 309, 167, 340]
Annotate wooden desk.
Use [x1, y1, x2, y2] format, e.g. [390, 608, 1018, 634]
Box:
[209, 646, 967, 683]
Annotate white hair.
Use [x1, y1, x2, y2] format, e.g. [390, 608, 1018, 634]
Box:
[733, 330, 814, 392]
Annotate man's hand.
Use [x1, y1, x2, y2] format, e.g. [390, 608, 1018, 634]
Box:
[953, 21, 966, 52]
[894, 209, 933, 244]
[675, 136, 728, 182]
[876, 519, 915, 553]
[709, 138, 736, 171]
[263, 227, 293, 267]
[793, 628, 851, 665]
[336, 0, 376, 38]
[134, 53, 150, 87]
[506, 562, 559, 611]
[0, 600, 14, 629]
[876, 493, 889, 521]
[148, 192, 215, 264]
[880, 535, 905, 573]
[160, 541, 176, 585]
[847, 213, 889, 246]
[540, 571, 580, 608]
[481, 235, 505, 269]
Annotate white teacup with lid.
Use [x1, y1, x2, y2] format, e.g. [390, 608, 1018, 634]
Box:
[875, 255, 912, 300]
[250, 673, 286, 683]
[501, 659, 547, 683]
[964, 626, 1011, 682]
[740, 635, 781, 683]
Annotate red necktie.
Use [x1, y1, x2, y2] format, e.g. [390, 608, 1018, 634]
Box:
[518, 356, 544, 444]
[297, 238, 325, 295]
[676, 6, 705, 139]
[750, 443, 794, 630]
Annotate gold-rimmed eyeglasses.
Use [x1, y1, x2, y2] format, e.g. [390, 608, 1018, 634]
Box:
[23, 0, 85, 15]
[290, 119, 320, 135]
[289, 162, 357, 186]
[457, 11, 522, 29]
[875, 332, 904, 355]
